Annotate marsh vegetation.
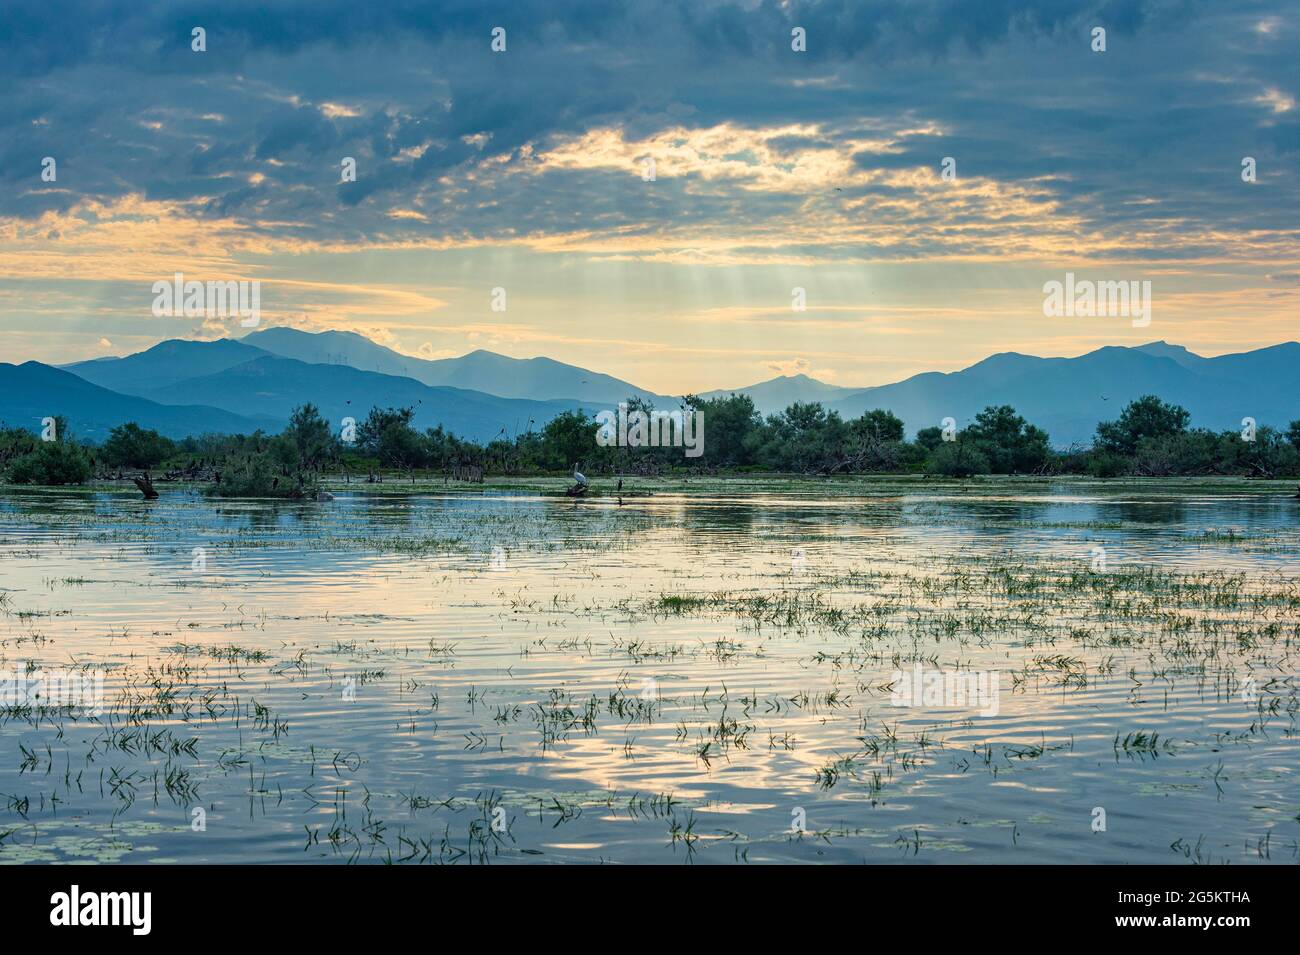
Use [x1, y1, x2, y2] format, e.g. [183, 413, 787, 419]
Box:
[0, 476, 1295, 863]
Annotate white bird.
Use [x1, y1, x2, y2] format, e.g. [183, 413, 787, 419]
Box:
[572, 463, 588, 486]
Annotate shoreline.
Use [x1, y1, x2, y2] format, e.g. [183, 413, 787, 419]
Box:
[3, 472, 1297, 500]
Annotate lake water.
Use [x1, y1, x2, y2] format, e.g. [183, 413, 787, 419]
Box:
[1, 479, 1296, 864]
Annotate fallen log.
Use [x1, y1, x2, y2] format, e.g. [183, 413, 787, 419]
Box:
[133, 472, 159, 500]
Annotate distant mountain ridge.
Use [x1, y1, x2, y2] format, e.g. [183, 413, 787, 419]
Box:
[700, 373, 854, 413]
[64, 339, 270, 393]
[0, 362, 273, 440]
[824, 341, 1300, 445]
[242, 327, 667, 404]
[139, 355, 586, 441]
[58, 334, 613, 441]
[33, 332, 1300, 447]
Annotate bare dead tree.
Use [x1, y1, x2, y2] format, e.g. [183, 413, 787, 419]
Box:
[132, 472, 159, 500]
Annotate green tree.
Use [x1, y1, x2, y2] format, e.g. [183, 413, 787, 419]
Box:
[926, 440, 989, 477]
[209, 450, 317, 498]
[540, 409, 599, 472]
[358, 407, 425, 471]
[0, 426, 40, 471]
[915, 426, 944, 452]
[843, 409, 907, 472]
[1231, 425, 1297, 478]
[751, 403, 848, 473]
[1286, 420, 1300, 453]
[854, 409, 905, 443]
[284, 403, 333, 471]
[101, 422, 174, 469]
[965, 405, 1050, 474]
[686, 393, 759, 467]
[1096, 396, 1190, 456]
[7, 441, 92, 485]
[268, 434, 299, 472]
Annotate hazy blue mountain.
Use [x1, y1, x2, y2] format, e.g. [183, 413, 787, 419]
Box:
[828, 341, 1300, 446]
[61, 338, 270, 394]
[241, 328, 428, 377]
[139, 356, 593, 442]
[48, 330, 1300, 448]
[409, 349, 665, 404]
[1129, 340, 1208, 371]
[701, 373, 855, 414]
[0, 362, 272, 441]
[243, 327, 661, 403]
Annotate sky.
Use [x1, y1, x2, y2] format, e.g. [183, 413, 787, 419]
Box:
[1, 0, 1297, 394]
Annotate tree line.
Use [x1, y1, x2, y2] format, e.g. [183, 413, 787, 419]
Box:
[4, 394, 1300, 493]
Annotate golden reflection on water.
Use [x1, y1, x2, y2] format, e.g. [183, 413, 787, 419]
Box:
[0, 484, 1297, 864]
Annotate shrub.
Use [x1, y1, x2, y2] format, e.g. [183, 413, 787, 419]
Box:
[208, 453, 318, 499]
[101, 422, 175, 469]
[926, 442, 989, 477]
[7, 441, 93, 485]
[965, 405, 1050, 474]
[1086, 451, 1128, 478]
[1096, 396, 1190, 456]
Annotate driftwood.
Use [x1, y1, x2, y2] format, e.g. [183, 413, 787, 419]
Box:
[132, 472, 159, 500]
[565, 483, 589, 497]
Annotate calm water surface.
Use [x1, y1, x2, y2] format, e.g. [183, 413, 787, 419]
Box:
[0, 482, 1296, 864]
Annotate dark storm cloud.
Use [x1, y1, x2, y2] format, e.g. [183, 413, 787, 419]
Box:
[1, 0, 1295, 259]
[0, 0, 1151, 72]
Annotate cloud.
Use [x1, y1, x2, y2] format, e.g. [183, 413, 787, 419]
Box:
[769, 356, 811, 376]
[417, 342, 459, 360]
[1, 0, 1293, 267]
[3, 0, 1299, 382]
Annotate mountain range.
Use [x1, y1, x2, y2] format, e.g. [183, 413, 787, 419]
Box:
[0, 328, 1292, 446]
[821, 341, 1298, 446]
[700, 373, 855, 411]
[53, 336, 589, 442]
[0, 362, 276, 442]
[241, 328, 664, 405]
